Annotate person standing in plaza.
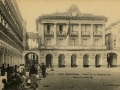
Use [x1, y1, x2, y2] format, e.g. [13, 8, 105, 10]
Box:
[1, 64, 5, 76]
[41, 63, 46, 78]
[29, 64, 38, 88]
[107, 54, 111, 68]
[6, 64, 11, 79]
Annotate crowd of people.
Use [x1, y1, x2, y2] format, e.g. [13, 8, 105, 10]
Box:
[1, 63, 48, 90]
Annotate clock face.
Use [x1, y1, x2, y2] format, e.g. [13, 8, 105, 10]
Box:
[72, 12, 77, 17]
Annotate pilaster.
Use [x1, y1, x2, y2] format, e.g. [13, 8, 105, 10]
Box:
[65, 56, 71, 67]
[2, 53, 4, 64]
[89, 56, 95, 68]
[53, 57, 58, 68]
[117, 53, 120, 67]
[41, 23, 44, 45]
[78, 24, 81, 45]
[90, 24, 93, 46]
[102, 24, 105, 46]
[101, 54, 107, 68]
[77, 56, 83, 68]
[53, 23, 56, 46]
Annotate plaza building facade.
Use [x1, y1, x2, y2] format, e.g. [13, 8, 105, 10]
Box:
[36, 5, 112, 68]
[0, 0, 27, 67]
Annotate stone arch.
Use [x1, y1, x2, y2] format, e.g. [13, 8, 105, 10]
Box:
[58, 54, 65, 68]
[71, 54, 77, 67]
[25, 52, 38, 65]
[107, 53, 117, 67]
[95, 54, 101, 67]
[46, 54, 53, 68]
[83, 54, 89, 67]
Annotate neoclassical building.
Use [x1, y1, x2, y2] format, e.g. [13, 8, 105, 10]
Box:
[36, 5, 119, 68]
[0, 0, 27, 67]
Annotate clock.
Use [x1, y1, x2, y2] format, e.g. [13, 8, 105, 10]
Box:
[71, 12, 77, 17]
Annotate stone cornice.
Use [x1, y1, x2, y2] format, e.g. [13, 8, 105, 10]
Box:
[39, 16, 107, 22]
[40, 49, 107, 51]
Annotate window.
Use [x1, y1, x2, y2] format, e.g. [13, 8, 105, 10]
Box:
[95, 25, 98, 31]
[108, 42, 110, 50]
[95, 39, 99, 46]
[71, 25, 75, 31]
[71, 39, 76, 46]
[59, 39, 63, 46]
[59, 25, 63, 34]
[47, 39, 51, 46]
[114, 43, 116, 47]
[83, 39, 87, 46]
[47, 25, 50, 31]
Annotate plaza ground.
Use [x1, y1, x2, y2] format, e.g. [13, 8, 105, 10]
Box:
[1, 67, 120, 90]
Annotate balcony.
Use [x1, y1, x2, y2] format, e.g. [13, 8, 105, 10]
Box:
[0, 2, 22, 40]
[0, 23, 23, 48]
[81, 31, 90, 39]
[69, 31, 78, 38]
[93, 31, 102, 38]
[44, 31, 54, 37]
[57, 31, 66, 39]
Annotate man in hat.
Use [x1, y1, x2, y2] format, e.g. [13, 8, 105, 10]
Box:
[41, 63, 46, 78]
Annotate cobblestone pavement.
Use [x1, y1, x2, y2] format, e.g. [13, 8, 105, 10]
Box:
[1, 68, 120, 90]
[38, 68, 120, 90]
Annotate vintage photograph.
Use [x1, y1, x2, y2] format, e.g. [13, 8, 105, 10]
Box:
[0, 0, 120, 90]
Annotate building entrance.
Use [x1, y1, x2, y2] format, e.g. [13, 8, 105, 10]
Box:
[25, 52, 38, 65]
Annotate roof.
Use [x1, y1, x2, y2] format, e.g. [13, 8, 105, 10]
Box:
[105, 21, 120, 30]
[38, 5, 108, 22]
[27, 32, 38, 39]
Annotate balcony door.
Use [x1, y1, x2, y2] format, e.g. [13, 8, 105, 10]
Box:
[47, 25, 50, 34]
[59, 25, 63, 34]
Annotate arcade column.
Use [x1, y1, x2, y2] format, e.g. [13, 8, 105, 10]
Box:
[101, 54, 107, 68]
[77, 56, 83, 68]
[53, 57, 58, 68]
[65, 56, 71, 68]
[89, 57, 95, 68]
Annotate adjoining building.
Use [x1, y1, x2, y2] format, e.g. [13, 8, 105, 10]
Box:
[0, 0, 27, 67]
[105, 21, 120, 67]
[23, 32, 39, 65]
[36, 5, 110, 68]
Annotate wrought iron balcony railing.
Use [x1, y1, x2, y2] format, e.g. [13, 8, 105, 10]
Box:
[81, 31, 90, 37]
[44, 31, 54, 37]
[57, 31, 66, 37]
[0, 23, 23, 48]
[93, 31, 102, 37]
[70, 31, 78, 37]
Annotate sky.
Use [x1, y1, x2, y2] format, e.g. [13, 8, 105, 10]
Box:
[16, 0, 120, 32]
